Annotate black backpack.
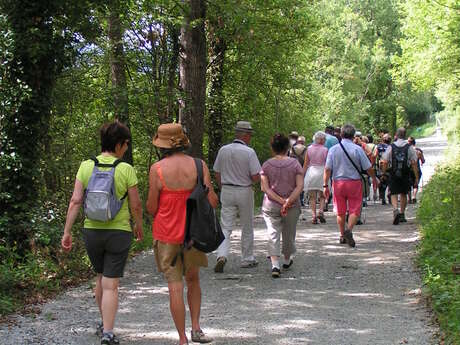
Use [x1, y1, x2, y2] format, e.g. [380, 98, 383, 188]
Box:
[184, 158, 224, 253]
[391, 143, 410, 178]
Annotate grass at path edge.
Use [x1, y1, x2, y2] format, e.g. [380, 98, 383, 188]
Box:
[417, 152, 460, 344]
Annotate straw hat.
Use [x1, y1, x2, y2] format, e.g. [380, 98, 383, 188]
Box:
[152, 123, 190, 149]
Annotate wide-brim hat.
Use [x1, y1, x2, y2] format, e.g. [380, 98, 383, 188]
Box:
[235, 121, 253, 133]
[152, 123, 190, 149]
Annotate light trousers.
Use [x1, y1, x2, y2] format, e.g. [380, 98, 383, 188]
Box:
[216, 185, 255, 262]
[262, 206, 300, 258]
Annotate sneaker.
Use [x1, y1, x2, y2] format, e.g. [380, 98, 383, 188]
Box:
[282, 259, 293, 269]
[356, 219, 363, 225]
[191, 329, 212, 343]
[339, 237, 346, 244]
[101, 333, 120, 345]
[95, 321, 103, 337]
[318, 213, 326, 223]
[240, 259, 258, 268]
[393, 209, 400, 225]
[214, 257, 226, 273]
[271, 267, 281, 278]
[343, 230, 356, 248]
[399, 213, 407, 223]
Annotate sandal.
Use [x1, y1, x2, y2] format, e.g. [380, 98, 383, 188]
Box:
[191, 329, 212, 343]
[311, 217, 318, 224]
[318, 213, 326, 223]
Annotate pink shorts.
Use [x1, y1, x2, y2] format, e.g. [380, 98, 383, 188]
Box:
[333, 180, 363, 216]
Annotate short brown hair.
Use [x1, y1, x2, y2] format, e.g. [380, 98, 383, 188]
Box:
[100, 120, 131, 152]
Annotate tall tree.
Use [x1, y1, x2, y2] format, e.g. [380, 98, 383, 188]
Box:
[179, 0, 207, 158]
[207, 11, 226, 165]
[0, 0, 97, 255]
[107, 0, 133, 164]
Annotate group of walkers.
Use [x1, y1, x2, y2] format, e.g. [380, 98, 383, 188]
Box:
[60, 120, 425, 345]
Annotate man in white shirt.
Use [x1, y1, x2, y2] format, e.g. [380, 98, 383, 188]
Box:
[213, 121, 261, 272]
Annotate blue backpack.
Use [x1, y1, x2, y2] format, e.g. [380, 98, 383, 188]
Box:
[83, 157, 128, 222]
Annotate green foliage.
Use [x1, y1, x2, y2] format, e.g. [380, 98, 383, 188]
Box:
[417, 154, 460, 344]
[398, 0, 460, 135]
[407, 122, 436, 139]
[1, 0, 458, 321]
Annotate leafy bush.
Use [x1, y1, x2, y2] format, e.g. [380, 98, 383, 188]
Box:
[417, 154, 460, 344]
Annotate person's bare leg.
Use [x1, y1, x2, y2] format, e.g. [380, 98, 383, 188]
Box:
[319, 195, 325, 216]
[168, 281, 188, 345]
[347, 214, 359, 232]
[185, 267, 201, 332]
[310, 192, 317, 220]
[400, 193, 407, 214]
[391, 194, 398, 210]
[337, 215, 346, 236]
[95, 274, 103, 321]
[101, 277, 119, 332]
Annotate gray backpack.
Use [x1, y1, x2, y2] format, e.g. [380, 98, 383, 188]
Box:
[84, 157, 128, 222]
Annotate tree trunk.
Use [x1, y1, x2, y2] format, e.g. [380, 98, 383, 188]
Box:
[107, 1, 133, 164]
[0, 1, 59, 255]
[207, 16, 226, 166]
[166, 25, 180, 123]
[179, 0, 207, 158]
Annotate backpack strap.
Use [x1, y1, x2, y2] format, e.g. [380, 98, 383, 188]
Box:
[90, 157, 128, 200]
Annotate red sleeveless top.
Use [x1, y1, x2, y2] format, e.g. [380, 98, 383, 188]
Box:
[152, 165, 193, 244]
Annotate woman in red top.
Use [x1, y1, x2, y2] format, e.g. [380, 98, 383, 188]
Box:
[147, 123, 218, 345]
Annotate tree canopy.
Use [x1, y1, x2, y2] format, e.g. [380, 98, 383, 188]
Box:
[0, 0, 457, 260]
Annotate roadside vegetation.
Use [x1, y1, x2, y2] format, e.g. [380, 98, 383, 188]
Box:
[417, 116, 460, 344]
[0, 220, 152, 316]
[407, 121, 437, 139]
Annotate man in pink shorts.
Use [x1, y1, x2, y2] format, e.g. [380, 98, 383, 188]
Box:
[323, 124, 378, 247]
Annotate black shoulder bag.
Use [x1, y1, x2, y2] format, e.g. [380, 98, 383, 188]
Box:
[339, 142, 370, 197]
[184, 158, 224, 253]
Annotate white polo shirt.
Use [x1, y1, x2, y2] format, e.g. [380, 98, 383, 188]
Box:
[213, 139, 261, 187]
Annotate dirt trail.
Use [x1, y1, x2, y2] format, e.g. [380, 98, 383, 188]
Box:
[0, 134, 446, 345]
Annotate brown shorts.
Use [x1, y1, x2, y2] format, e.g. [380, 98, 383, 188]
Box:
[154, 240, 208, 282]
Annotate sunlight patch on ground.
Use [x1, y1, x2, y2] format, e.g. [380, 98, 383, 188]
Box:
[338, 292, 389, 299]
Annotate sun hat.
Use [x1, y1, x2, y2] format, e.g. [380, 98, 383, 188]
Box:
[289, 131, 299, 138]
[152, 123, 190, 149]
[235, 121, 253, 132]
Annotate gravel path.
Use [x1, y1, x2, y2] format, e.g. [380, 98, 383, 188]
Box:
[1, 134, 446, 345]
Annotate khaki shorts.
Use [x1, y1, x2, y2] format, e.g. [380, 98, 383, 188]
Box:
[154, 240, 208, 282]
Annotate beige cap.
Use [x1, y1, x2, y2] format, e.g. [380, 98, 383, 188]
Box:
[235, 121, 253, 132]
